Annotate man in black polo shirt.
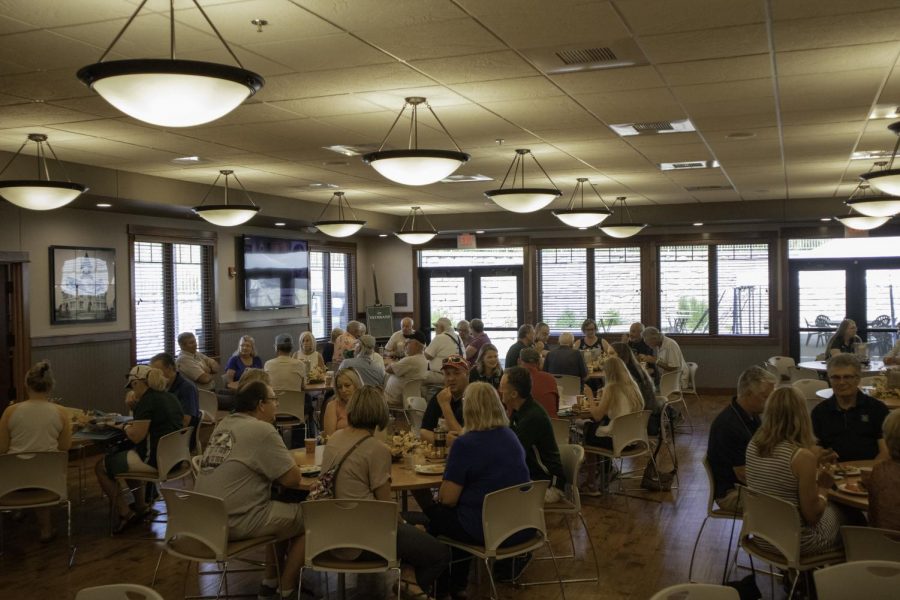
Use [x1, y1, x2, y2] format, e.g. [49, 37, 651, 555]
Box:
[419, 354, 468, 443]
[150, 352, 200, 445]
[812, 353, 889, 462]
[706, 365, 776, 512]
[500, 366, 566, 503]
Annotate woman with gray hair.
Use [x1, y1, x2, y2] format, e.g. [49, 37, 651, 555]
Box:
[867, 409, 900, 530]
[337, 334, 385, 387]
[224, 335, 263, 390]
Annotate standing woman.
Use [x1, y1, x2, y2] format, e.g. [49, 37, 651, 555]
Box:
[95, 366, 183, 533]
[225, 335, 263, 390]
[574, 318, 613, 355]
[323, 368, 362, 437]
[826, 318, 862, 357]
[293, 331, 326, 373]
[0, 361, 72, 541]
[469, 344, 502, 390]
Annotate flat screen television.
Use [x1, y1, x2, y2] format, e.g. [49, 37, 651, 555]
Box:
[240, 235, 310, 311]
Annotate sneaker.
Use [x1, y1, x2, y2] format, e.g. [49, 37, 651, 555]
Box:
[494, 553, 533, 583]
[257, 582, 278, 600]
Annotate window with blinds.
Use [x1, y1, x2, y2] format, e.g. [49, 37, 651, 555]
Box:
[132, 239, 215, 363]
[310, 249, 355, 340]
[717, 244, 769, 335]
[539, 248, 588, 331]
[659, 245, 709, 334]
[594, 247, 641, 333]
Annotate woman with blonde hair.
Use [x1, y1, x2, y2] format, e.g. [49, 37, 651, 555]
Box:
[469, 343, 502, 390]
[424, 382, 530, 596]
[225, 335, 263, 389]
[0, 361, 72, 541]
[95, 365, 183, 533]
[868, 409, 900, 530]
[293, 330, 325, 372]
[323, 368, 362, 437]
[746, 387, 844, 554]
[825, 318, 862, 357]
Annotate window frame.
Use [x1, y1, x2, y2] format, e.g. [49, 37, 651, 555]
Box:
[309, 243, 356, 341]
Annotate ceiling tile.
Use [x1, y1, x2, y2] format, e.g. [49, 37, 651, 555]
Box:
[409, 51, 537, 84]
[657, 55, 771, 86]
[772, 9, 900, 51]
[617, 0, 765, 35]
[638, 24, 769, 64]
[353, 18, 505, 61]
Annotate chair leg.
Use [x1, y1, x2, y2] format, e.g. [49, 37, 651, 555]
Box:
[484, 558, 498, 600]
[688, 516, 709, 582]
[394, 566, 402, 600]
[66, 500, 76, 568]
[545, 540, 567, 600]
[152, 550, 164, 586]
[578, 511, 601, 585]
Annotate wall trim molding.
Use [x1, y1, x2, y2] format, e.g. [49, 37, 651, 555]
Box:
[219, 317, 311, 331]
[32, 330, 133, 348]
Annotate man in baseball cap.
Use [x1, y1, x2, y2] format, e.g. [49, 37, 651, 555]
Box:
[419, 354, 469, 444]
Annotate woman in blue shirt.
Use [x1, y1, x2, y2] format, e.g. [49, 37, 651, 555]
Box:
[224, 335, 263, 390]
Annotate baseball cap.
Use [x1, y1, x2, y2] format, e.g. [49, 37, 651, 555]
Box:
[275, 333, 293, 345]
[440, 354, 470, 373]
[125, 364, 153, 388]
[404, 330, 427, 344]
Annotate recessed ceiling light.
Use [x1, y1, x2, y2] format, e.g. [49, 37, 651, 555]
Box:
[820, 217, 831, 222]
[171, 155, 207, 164]
[659, 160, 720, 171]
[305, 182, 339, 189]
[274, 222, 285, 227]
[378, 233, 388, 238]
[725, 131, 756, 140]
[440, 174, 493, 183]
[851, 150, 894, 161]
[610, 118, 696, 137]
[322, 144, 378, 157]
[475, 230, 485, 234]
[869, 104, 900, 120]
[96, 203, 112, 208]
[693, 222, 704, 226]
[578, 227, 587, 230]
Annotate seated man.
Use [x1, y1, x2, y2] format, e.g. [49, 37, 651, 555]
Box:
[195, 381, 306, 600]
[424, 318, 465, 384]
[706, 366, 776, 512]
[640, 326, 688, 388]
[384, 317, 415, 359]
[622, 322, 657, 382]
[337, 334, 385, 388]
[542, 331, 586, 391]
[500, 366, 566, 503]
[505, 324, 534, 369]
[384, 330, 428, 408]
[175, 331, 220, 391]
[519, 347, 560, 418]
[264, 333, 306, 393]
[464, 318, 491, 366]
[149, 352, 200, 446]
[812, 353, 890, 462]
[420, 354, 468, 443]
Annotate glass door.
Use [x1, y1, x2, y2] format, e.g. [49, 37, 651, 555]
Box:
[866, 269, 900, 358]
[793, 268, 846, 362]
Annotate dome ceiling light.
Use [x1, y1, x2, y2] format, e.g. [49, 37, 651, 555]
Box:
[313, 191, 366, 238]
[77, 0, 264, 128]
[849, 163, 900, 217]
[362, 97, 469, 186]
[0, 133, 88, 210]
[552, 178, 612, 228]
[193, 169, 260, 226]
[599, 196, 647, 238]
[859, 121, 900, 196]
[485, 149, 561, 213]
[395, 206, 438, 245]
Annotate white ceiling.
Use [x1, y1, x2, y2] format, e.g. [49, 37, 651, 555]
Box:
[0, 0, 899, 221]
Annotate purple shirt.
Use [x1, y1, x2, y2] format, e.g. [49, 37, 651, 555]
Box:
[466, 331, 491, 366]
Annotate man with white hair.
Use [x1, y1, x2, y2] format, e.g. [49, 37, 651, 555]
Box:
[337, 334, 385, 388]
[640, 326, 688, 387]
[384, 317, 415, 359]
[424, 317, 464, 383]
[542, 331, 587, 386]
[384, 330, 428, 408]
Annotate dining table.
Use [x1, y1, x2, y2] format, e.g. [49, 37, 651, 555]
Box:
[814, 387, 900, 410]
[797, 360, 885, 376]
[292, 446, 445, 493]
[826, 460, 874, 511]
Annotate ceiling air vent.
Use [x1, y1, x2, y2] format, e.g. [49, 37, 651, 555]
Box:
[685, 185, 733, 192]
[555, 47, 617, 65]
[610, 118, 696, 137]
[633, 121, 675, 133]
[659, 160, 721, 171]
[523, 39, 648, 75]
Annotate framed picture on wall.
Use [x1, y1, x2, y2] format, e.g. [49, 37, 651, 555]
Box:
[49, 246, 116, 324]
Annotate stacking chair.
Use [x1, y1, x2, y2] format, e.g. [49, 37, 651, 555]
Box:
[75, 584, 165, 600]
[583, 410, 663, 498]
[767, 356, 797, 381]
[739, 487, 843, 599]
[660, 369, 692, 433]
[153, 489, 280, 599]
[649, 583, 739, 600]
[520, 444, 600, 587]
[552, 374, 582, 397]
[550, 418, 571, 447]
[791, 378, 828, 401]
[682, 362, 701, 405]
[841, 526, 900, 562]
[0, 451, 75, 567]
[274, 389, 308, 448]
[405, 395, 427, 436]
[437, 480, 566, 600]
[299, 499, 400, 600]
[110, 427, 194, 535]
[198, 389, 219, 423]
[813, 560, 900, 600]
[688, 458, 740, 582]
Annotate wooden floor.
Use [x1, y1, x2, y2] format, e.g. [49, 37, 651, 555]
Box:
[0, 394, 788, 599]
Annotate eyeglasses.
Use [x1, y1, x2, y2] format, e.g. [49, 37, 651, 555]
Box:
[828, 374, 859, 381]
[442, 355, 466, 365]
[266, 396, 279, 403]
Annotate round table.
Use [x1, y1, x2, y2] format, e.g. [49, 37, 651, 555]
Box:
[797, 360, 885, 375]
[826, 460, 874, 511]
[292, 448, 444, 492]
[813, 387, 900, 410]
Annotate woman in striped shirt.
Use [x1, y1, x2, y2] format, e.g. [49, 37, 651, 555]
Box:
[745, 387, 845, 555]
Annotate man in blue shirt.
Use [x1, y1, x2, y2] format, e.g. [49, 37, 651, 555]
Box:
[151, 352, 200, 448]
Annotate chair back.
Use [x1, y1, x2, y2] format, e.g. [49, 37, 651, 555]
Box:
[198, 389, 218, 422]
[160, 488, 229, 562]
[401, 379, 423, 401]
[649, 583, 739, 600]
[550, 418, 571, 447]
[659, 370, 682, 397]
[859, 376, 878, 387]
[791, 378, 828, 401]
[405, 396, 427, 434]
[740, 487, 802, 567]
[276, 389, 306, 421]
[302, 499, 398, 566]
[609, 410, 652, 456]
[552, 374, 581, 397]
[701, 456, 718, 515]
[684, 362, 699, 392]
[841, 526, 900, 562]
[156, 427, 193, 482]
[481, 480, 549, 556]
[405, 396, 427, 412]
[557, 444, 584, 512]
[813, 560, 900, 600]
[0, 451, 68, 504]
[75, 583, 165, 600]
[767, 356, 796, 379]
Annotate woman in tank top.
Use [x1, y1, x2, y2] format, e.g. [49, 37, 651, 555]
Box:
[0, 361, 72, 542]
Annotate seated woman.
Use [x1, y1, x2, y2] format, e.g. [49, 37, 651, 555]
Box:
[95, 366, 183, 533]
[532, 321, 551, 357]
[322, 327, 342, 366]
[825, 318, 862, 357]
[225, 335, 263, 390]
[0, 361, 72, 542]
[195, 380, 306, 600]
[868, 409, 900, 530]
[424, 382, 531, 597]
[293, 331, 326, 373]
[337, 334, 385, 388]
[745, 387, 845, 555]
[323, 368, 362, 437]
[469, 343, 502, 390]
[578, 356, 645, 495]
[610, 341, 657, 411]
[320, 385, 450, 596]
[573, 318, 613, 355]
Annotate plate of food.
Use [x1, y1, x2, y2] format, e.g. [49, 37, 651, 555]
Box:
[837, 482, 867, 496]
[835, 465, 861, 477]
[414, 463, 445, 475]
[299, 465, 321, 477]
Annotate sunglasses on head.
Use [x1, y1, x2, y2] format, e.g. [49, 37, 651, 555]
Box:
[442, 355, 466, 365]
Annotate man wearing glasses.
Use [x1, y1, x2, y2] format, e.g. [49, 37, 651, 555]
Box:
[812, 354, 889, 462]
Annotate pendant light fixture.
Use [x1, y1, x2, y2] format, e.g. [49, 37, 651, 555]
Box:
[552, 178, 612, 228]
[193, 170, 259, 226]
[0, 133, 88, 210]
[314, 191, 366, 238]
[484, 149, 562, 213]
[836, 182, 891, 230]
[859, 121, 900, 196]
[849, 163, 900, 216]
[599, 197, 647, 238]
[362, 97, 469, 186]
[395, 206, 438, 245]
[77, 0, 264, 128]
